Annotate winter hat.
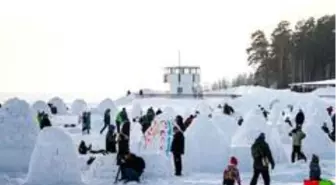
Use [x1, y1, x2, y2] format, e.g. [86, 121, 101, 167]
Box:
[295, 109, 305, 124]
[230, 156, 238, 166]
[258, 133, 265, 140]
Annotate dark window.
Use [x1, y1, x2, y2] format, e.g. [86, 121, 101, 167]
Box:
[192, 74, 195, 82]
[178, 74, 181, 83]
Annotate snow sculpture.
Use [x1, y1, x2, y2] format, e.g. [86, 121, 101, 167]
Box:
[32, 100, 51, 115]
[71, 99, 88, 115]
[184, 115, 229, 173]
[48, 97, 68, 115]
[0, 98, 38, 172]
[24, 127, 83, 185]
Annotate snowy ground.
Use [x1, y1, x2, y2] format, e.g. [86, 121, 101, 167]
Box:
[0, 87, 335, 185]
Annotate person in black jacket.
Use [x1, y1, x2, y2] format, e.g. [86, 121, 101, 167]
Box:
[309, 154, 321, 181]
[117, 119, 130, 166]
[119, 152, 145, 183]
[295, 109, 305, 126]
[40, 114, 52, 130]
[322, 114, 335, 142]
[100, 109, 111, 134]
[223, 103, 235, 115]
[250, 133, 275, 185]
[106, 124, 117, 153]
[171, 122, 185, 176]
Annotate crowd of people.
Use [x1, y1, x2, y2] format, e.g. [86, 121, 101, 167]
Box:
[34, 102, 335, 184]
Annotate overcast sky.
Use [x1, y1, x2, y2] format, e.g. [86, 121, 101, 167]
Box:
[0, 0, 335, 102]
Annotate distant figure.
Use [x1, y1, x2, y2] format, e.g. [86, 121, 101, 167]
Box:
[250, 133, 275, 185]
[295, 109, 305, 126]
[127, 90, 131, 96]
[309, 154, 321, 181]
[139, 89, 143, 97]
[223, 156, 241, 185]
[237, 116, 244, 126]
[223, 103, 235, 115]
[322, 114, 335, 142]
[327, 106, 333, 116]
[82, 112, 91, 134]
[40, 114, 52, 130]
[218, 104, 223, 109]
[289, 124, 307, 163]
[171, 118, 185, 176]
[100, 109, 111, 134]
[106, 124, 117, 153]
[258, 105, 269, 120]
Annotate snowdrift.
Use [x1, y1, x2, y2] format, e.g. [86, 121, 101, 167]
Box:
[312, 87, 335, 97]
[24, 127, 83, 185]
[71, 99, 88, 115]
[48, 97, 68, 115]
[32, 100, 51, 115]
[0, 98, 39, 172]
[184, 115, 229, 173]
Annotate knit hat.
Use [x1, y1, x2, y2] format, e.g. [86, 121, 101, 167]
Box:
[230, 156, 238, 166]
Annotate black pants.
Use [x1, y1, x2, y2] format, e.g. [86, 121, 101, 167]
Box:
[106, 139, 116, 153]
[82, 127, 90, 134]
[250, 168, 270, 185]
[291, 145, 306, 163]
[173, 153, 182, 175]
[223, 179, 234, 185]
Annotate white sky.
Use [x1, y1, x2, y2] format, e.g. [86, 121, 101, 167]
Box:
[0, 0, 335, 102]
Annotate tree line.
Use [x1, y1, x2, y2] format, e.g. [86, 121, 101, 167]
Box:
[211, 14, 335, 90]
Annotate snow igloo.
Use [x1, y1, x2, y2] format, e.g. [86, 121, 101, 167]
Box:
[48, 97, 68, 115]
[0, 98, 39, 172]
[97, 98, 118, 116]
[32, 100, 51, 116]
[24, 127, 83, 185]
[71, 99, 88, 115]
[184, 114, 230, 173]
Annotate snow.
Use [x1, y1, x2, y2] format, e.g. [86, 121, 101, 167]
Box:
[48, 97, 68, 115]
[0, 86, 335, 185]
[24, 127, 83, 185]
[31, 100, 51, 115]
[184, 114, 229, 173]
[0, 98, 39, 173]
[95, 98, 118, 117]
[312, 87, 335, 97]
[71, 99, 88, 115]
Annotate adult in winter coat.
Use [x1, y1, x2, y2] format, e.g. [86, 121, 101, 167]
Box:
[250, 133, 275, 185]
[223, 156, 241, 185]
[119, 152, 146, 183]
[322, 114, 335, 142]
[40, 114, 52, 130]
[82, 112, 91, 134]
[116, 108, 129, 133]
[289, 124, 307, 163]
[309, 154, 321, 181]
[117, 118, 130, 165]
[170, 123, 185, 176]
[100, 109, 111, 134]
[139, 114, 151, 134]
[105, 124, 117, 153]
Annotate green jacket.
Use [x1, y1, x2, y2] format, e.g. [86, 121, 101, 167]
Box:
[289, 129, 305, 146]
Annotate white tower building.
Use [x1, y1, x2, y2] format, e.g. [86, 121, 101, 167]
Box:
[163, 66, 201, 95]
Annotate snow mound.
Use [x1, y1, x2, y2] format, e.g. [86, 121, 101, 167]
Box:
[32, 100, 51, 115]
[71, 99, 88, 115]
[212, 114, 239, 144]
[184, 115, 229, 173]
[96, 98, 118, 116]
[24, 127, 83, 185]
[142, 153, 173, 178]
[312, 87, 335, 97]
[48, 97, 68, 115]
[0, 98, 39, 172]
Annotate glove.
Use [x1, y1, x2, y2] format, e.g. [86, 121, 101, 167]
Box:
[271, 163, 275, 170]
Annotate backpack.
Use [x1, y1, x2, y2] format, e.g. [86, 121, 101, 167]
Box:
[223, 166, 236, 181]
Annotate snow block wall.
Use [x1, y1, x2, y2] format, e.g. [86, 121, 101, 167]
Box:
[184, 115, 229, 173]
[0, 98, 39, 173]
[48, 97, 68, 115]
[24, 127, 83, 185]
[71, 99, 88, 115]
[32, 100, 51, 115]
[142, 153, 173, 178]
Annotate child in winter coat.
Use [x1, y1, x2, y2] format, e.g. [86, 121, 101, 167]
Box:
[223, 157, 241, 185]
[309, 154, 321, 181]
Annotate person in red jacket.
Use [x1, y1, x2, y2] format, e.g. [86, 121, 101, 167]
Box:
[223, 156, 241, 185]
